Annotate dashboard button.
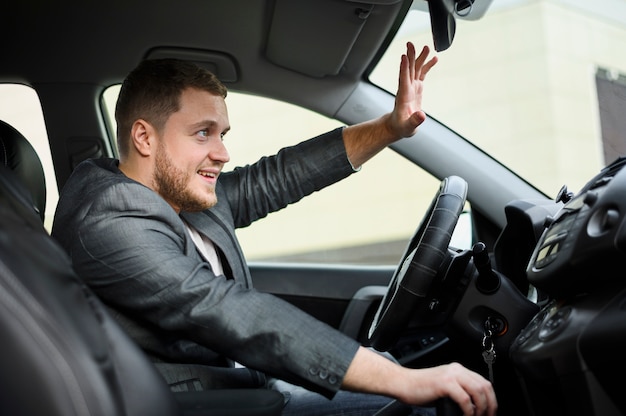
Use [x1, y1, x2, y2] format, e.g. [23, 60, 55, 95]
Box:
[538, 306, 571, 341]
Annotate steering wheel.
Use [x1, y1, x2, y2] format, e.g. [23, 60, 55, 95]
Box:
[367, 176, 468, 351]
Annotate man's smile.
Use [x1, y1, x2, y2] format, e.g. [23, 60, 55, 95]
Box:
[197, 168, 219, 184]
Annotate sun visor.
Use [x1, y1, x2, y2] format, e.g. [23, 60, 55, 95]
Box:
[266, 0, 402, 78]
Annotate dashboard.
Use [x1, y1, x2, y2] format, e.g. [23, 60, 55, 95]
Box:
[509, 157, 626, 415]
[527, 156, 626, 298]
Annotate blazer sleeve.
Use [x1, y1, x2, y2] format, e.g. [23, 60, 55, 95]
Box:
[219, 127, 356, 228]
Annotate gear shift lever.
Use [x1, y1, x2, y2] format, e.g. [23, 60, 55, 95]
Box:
[473, 242, 500, 294]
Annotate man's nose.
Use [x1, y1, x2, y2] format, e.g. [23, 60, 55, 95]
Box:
[210, 138, 230, 163]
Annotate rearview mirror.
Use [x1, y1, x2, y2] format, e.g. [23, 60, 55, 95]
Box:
[426, 0, 493, 52]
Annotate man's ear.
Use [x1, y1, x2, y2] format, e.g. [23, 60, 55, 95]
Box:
[130, 119, 155, 157]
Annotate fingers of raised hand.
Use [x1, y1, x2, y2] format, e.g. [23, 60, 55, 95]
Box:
[406, 42, 437, 81]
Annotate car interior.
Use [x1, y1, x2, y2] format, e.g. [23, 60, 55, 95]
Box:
[2, 0, 626, 415]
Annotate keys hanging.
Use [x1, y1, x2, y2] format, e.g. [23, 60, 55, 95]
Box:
[482, 320, 496, 384]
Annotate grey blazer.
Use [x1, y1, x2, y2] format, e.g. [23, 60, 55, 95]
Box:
[52, 128, 360, 398]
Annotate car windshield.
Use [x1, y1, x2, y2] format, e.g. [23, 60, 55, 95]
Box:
[371, 0, 626, 198]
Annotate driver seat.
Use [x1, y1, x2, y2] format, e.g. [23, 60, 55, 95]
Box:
[0, 120, 284, 416]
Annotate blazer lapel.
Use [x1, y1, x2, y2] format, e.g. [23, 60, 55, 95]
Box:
[180, 210, 253, 289]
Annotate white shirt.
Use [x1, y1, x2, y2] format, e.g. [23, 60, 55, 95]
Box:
[183, 220, 224, 276]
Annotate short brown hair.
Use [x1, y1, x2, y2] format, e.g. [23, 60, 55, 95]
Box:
[115, 59, 228, 158]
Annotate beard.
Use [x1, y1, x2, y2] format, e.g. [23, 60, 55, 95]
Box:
[154, 146, 217, 212]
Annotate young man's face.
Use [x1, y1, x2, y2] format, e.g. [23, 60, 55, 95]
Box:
[154, 87, 230, 213]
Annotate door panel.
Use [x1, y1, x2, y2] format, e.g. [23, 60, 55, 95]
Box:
[249, 262, 394, 338]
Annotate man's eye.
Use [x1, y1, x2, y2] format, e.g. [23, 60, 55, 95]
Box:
[198, 130, 209, 137]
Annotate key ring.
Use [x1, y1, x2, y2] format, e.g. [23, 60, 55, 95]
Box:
[482, 334, 494, 352]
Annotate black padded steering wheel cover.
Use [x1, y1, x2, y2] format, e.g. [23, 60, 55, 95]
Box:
[367, 176, 468, 351]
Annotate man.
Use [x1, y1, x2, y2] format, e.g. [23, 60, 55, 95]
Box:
[53, 42, 497, 416]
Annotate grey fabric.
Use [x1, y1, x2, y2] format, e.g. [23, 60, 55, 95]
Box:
[52, 127, 361, 399]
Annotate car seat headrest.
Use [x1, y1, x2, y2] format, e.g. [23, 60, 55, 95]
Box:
[0, 120, 46, 220]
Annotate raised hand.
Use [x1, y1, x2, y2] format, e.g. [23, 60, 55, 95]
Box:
[390, 42, 438, 138]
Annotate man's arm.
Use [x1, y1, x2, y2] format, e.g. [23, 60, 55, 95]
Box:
[342, 346, 498, 416]
[342, 42, 437, 169]
[335, 44, 501, 414]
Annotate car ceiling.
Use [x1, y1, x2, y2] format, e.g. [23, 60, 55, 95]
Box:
[1, 0, 410, 115]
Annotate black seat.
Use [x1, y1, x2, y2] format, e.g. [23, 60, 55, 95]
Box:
[0, 122, 284, 416]
[0, 120, 46, 221]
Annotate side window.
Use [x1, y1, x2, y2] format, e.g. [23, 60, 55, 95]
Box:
[102, 86, 453, 265]
[0, 84, 59, 230]
[225, 93, 445, 265]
